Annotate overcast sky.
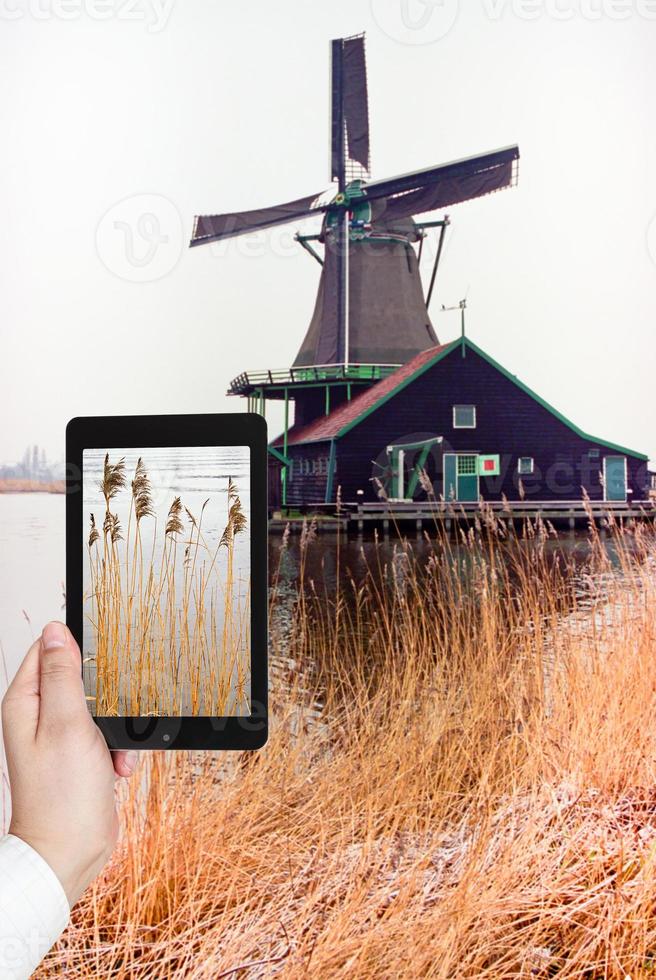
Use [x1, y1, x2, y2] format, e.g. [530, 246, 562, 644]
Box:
[1, 0, 655, 466]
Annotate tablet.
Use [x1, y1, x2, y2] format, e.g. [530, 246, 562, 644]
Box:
[66, 413, 268, 751]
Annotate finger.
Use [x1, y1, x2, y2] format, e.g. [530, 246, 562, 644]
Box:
[37, 621, 90, 736]
[112, 750, 138, 778]
[1, 638, 42, 748]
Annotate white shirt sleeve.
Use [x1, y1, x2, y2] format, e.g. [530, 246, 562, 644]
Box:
[0, 834, 70, 979]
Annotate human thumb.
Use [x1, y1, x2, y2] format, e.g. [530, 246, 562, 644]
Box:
[37, 622, 90, 735]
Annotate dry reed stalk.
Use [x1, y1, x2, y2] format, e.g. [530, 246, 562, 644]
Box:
[32, 516, 656, 977]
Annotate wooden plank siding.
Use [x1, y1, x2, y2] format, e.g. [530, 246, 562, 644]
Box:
[284, 445, 332, 507]
[287, 345, 648, 505]
[267, 456, 283, 511]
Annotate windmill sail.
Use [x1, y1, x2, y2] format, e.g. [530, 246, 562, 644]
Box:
[331, 34, 371, 182]
[363, 146, 519, 219]
[342, 34, 370, 174]
[190, 189, 331, 247]
[190, 146, 518, 248]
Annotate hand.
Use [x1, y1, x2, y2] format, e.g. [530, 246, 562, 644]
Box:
[1, 621, 138, 906]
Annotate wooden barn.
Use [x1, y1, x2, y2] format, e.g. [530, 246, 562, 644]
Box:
[190, 33, 649, 520]
[271, 336, 649, 508]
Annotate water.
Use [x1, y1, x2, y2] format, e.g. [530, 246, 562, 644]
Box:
[0, 491, 623, 693]
[82, 446, 250, 570]
[0, 492, 66, 680]
[268, 530, 598, 596]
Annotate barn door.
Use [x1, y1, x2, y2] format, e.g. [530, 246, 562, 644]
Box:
[456, 454, 479, 501]
[443, 453, 479, 502]
[603, 456, 627, 502]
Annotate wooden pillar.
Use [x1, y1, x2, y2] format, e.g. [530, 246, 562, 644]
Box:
[282, 387, 289, 508]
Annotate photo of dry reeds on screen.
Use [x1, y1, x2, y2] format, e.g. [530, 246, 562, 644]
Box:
[82, 446, 250, 717]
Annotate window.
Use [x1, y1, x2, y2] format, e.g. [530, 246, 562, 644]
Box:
[518, 457, 534, 475]
[457, 455, 477, 476]
[453, 405, 476, 428]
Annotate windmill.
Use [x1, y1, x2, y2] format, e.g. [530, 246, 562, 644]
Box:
[190, 32, 519, 506]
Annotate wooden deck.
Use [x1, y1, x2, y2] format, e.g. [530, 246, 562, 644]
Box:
[269, 499, 656, 534]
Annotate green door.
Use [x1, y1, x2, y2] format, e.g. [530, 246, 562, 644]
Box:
[457, 454, 479, 502]
[443, 454, 479, 502]
[444, 453, 457, 501]
[604, 456, 627, 501]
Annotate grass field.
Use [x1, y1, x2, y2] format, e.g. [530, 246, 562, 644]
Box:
[28, 511, 656, 977]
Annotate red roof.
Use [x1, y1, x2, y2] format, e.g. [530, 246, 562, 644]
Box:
[273, 342, 456, 447]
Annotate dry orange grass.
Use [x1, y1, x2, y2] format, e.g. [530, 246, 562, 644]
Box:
[28, 515, 656, 978]
[0, 479, 64, 494]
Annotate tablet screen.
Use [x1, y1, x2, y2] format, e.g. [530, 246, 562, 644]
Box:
[82, 446, 251, 718]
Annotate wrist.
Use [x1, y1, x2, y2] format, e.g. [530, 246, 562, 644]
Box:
[8, 825, 107, 907]
[0, 834, 70, 973]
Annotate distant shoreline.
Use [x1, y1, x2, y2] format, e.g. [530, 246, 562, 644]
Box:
[0, 479, 65, 494]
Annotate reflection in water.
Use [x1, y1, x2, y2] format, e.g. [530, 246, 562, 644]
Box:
[0, 491, 640, 703]
[268, 531, 599, 604]
[266, 525, 647, 727]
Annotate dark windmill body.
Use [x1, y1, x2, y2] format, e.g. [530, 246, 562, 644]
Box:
[192, 34, 518, 506]
[191, 34, 650, 523]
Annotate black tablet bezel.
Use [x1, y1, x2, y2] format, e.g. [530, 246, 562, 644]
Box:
[66, 413, 268, 751]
